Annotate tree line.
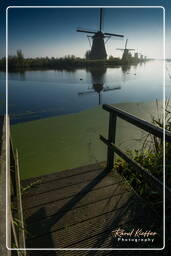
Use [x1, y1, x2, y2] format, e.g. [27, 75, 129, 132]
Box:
[0, 50, 123, 71]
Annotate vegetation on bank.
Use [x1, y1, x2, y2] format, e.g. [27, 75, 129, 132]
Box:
[0, 50, 119, 70]
[115, 100, 171, 195]
[114, 100, 171, 249]
[0, 49, 147, 71]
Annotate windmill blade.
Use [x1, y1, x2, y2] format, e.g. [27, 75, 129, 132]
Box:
[103, 86, 121, 92]
[128, 49, 135, 51]
[104, 32, 124, 38]
[87, 36, 92, 47]
[76, 29, 96, 34]
[104, 36, 111, 44]
[116, 48, 124, 51]
[78, 90, 95, 95]
[100, 8, 103, 31]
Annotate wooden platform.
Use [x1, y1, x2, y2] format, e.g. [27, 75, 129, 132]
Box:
[0, 116, 4, 150]
[21, 162, 163, 254]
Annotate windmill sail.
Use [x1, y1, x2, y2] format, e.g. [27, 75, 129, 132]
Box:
[77, 8, 124, 60]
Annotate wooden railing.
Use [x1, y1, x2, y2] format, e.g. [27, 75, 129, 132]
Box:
[100, 104, 171, 200]
[0, 116, 26, 255]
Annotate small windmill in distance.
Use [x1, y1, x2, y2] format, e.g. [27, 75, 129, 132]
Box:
[77, 8, 124, 60]
[116, 39, 135, 63]
[133, 49, 142, 61]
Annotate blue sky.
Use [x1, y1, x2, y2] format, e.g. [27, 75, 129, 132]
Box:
[0, 0, 171, 59]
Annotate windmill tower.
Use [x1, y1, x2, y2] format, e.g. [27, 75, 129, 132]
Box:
[77, 8, 124, 60]
[133, 49, 141, 62]
[140, 54, 144, 61]
[116, 39, 135, 63]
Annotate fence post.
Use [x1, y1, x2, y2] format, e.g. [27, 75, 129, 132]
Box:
[107, 112, 117, 170]
[10, 141, 17, 198]
[15, 150, 26, 252]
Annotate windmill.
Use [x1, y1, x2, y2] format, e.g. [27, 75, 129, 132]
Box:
[77, 8, 124, 60]
[133, 49, 142, 62]
[116, 39, 135, 63]
[140, 54, 144, 61]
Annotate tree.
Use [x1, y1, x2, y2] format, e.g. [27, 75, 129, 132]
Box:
[16, 49, 24, 67]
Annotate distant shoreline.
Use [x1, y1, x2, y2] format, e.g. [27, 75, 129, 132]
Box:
[0, 56, 149, 72]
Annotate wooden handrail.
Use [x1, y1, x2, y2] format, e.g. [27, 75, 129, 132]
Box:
[100, 104, 171, 199]
[0, 116, 11, 256]
[0, 116, 26, 255]
[103, 104, 171, 142]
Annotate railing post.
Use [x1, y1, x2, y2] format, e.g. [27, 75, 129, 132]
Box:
[10, 141, 17, 198]
[15, 150, 26, 252]
[107, 112, 117, 170]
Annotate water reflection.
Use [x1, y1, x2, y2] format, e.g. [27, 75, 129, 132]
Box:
[8, 70, 27, 81]
[78, 66, 121, 105]
[121, 65, 131, 74]
[0, 60, 167, 123]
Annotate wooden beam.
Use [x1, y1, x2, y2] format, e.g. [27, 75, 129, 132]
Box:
[15, 150, 26, 252]
[106, 113, 116, 170]
[0, 116, 11, 256]
[103, 104, 171, 142]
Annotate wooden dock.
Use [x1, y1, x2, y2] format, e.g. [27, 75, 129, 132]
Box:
[21, 162, 162, 253]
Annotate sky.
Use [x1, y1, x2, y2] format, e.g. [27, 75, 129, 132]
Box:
[0, 0, 171, 59]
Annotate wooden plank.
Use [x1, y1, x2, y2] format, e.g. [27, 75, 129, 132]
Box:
[21, 167, 163, 250]
[25, 195, 134, 247]
[23, 181, 127, 221]
[106, 112, 116, 170]
[22, 167, 109, 198]
[0, 116, 11, 256]
[25, 188, 162, 249]
[21, 162, 106, 186]
[15, 150, 26, 251]
[25, 190, 134, 247]
[22, 171, 123, 209]
[24, 172, 135, 242]
[10, 140, 17, 197]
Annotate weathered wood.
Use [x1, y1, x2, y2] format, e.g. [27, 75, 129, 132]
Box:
[10, 140, 17, 198]
[21, 163, 162, 249]
[15, 150, 26, 252]
[0, 116, 11, 256]
[101, 104, 171, 202]
[103, 104, 171, 142]
[22, 162, 105, 187]
[11, 213, 19, 249]
[107, 113, 116, 170]
[0, 116, 26, 255]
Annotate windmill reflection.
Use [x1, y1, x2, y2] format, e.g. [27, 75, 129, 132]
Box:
[121, 65, 131, 74]
[78, 66, 121, 105]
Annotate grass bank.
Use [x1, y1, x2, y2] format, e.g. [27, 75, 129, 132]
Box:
[11, 101, 163, 180]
